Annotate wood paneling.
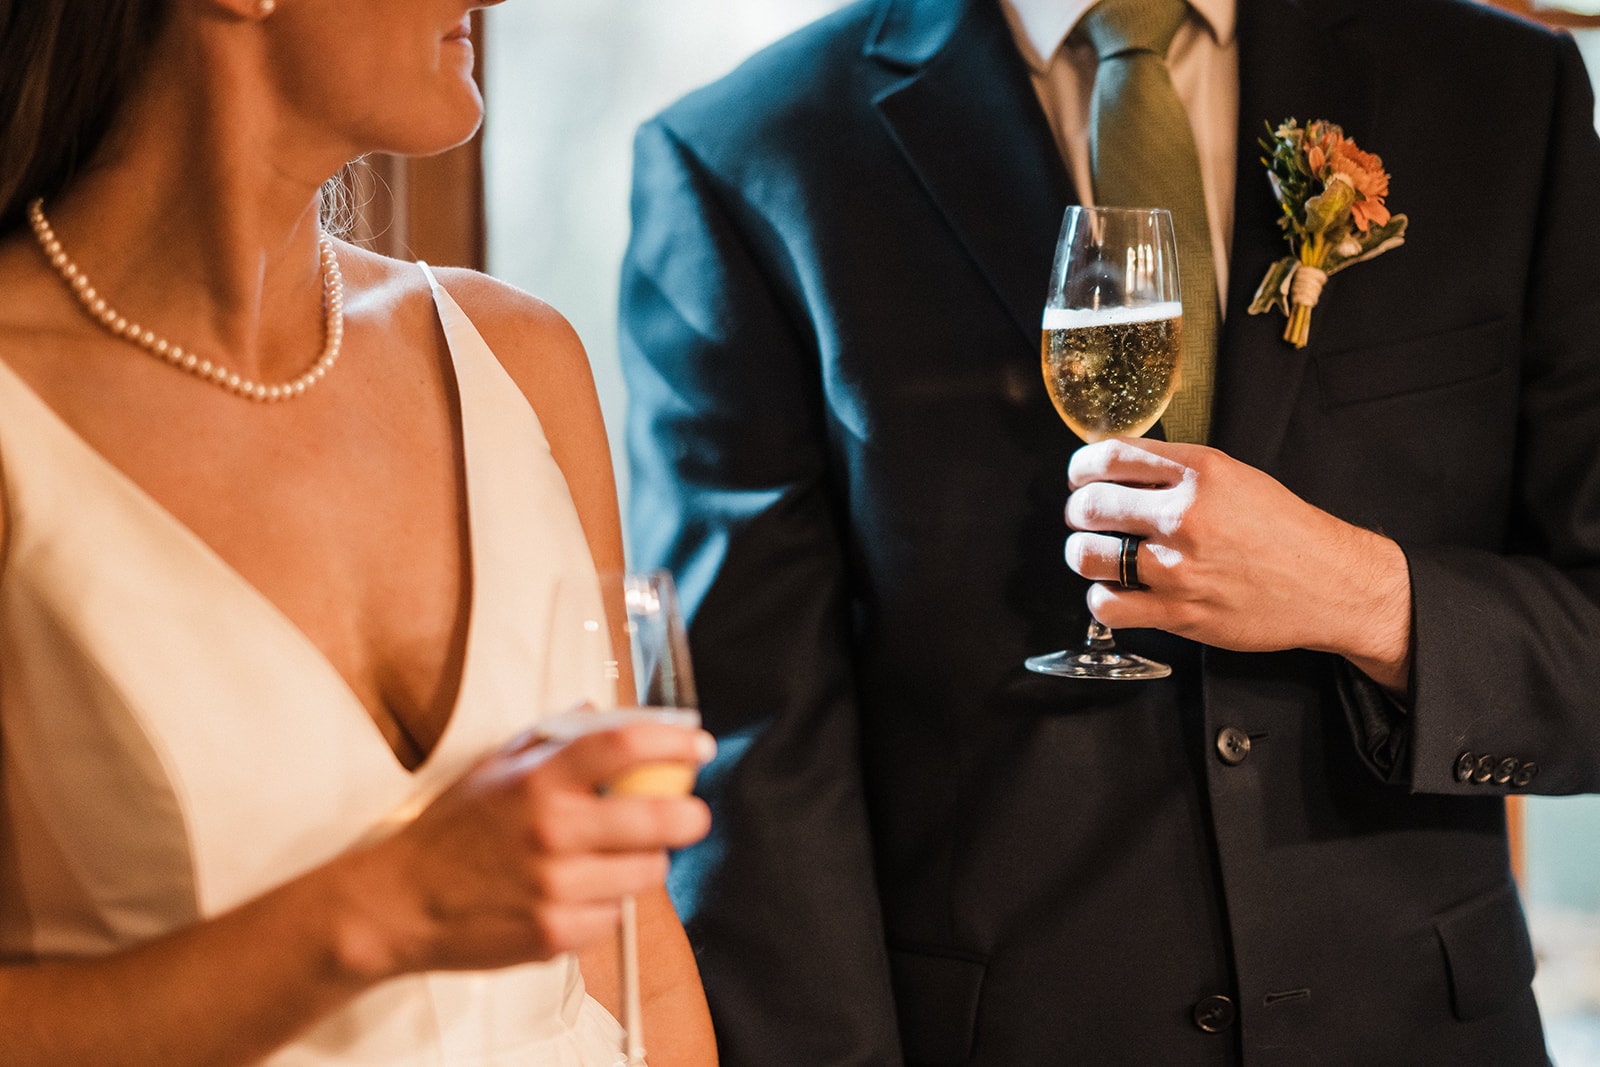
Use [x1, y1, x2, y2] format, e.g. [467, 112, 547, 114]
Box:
[1509, 797, 1526, 887]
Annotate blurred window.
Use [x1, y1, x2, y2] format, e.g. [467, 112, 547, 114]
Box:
[482, 1, 849, 503]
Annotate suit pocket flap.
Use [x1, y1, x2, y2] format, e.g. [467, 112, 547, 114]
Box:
[1434, 881, 1537, 1022]
[1314, 316, 1510, 409]
[888, 945, 986, 1065]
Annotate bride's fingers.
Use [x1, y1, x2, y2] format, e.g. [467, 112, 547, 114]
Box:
[1067, 436, 1196, 491]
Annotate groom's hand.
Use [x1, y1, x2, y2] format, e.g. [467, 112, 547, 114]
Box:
[1062, 437, 1413, 694]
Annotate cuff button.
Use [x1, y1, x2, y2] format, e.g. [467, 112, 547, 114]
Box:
[1455, 752, 1476, 783]
[1473, 754, 1496, 784]
[1493, 758, 1518, 785]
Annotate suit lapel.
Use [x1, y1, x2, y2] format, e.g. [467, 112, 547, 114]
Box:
[1212, 0, 1374, 471]
[869, 0, 1076, 348]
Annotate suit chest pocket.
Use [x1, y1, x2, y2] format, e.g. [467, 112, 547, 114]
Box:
[1313, 316, 1511, 410]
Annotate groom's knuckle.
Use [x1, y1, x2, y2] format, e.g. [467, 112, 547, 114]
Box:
[1076, 489, 1110, 527]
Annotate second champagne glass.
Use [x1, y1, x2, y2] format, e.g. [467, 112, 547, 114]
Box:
[1024, 206, 1183, 681]
[540, 569, 698, 1067]
[618, 571, 698, 1067]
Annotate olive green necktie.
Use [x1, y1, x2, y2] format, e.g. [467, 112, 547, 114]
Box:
[1078, 0, 1219, 444]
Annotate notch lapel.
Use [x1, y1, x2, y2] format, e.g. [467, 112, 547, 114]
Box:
[1211, 0, 1375, 471]
[870, 0, 1076, 348]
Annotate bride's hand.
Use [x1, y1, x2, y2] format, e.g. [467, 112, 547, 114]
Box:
[332, 721, 713, 980]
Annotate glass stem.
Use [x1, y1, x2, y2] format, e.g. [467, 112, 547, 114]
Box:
[1084, 619, 1118, 653]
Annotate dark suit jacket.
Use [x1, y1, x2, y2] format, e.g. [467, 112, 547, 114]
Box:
[620, 0, 1600, 1062]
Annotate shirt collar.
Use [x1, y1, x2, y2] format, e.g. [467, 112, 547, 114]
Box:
[1000, 0, 1237, 71]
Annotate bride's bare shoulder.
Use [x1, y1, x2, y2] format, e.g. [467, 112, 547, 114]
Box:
[337, 247, 588, 377]
[403, 259, 593, 397]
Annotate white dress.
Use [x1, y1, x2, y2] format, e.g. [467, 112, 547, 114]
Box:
[0, 264, 626, 1064]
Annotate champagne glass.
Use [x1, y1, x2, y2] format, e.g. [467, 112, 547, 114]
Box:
[539, 570, 699, 1067]
[1025, 206, 1182, 680]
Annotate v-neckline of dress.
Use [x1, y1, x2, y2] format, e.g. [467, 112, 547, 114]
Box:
[0, 315, 481, 780]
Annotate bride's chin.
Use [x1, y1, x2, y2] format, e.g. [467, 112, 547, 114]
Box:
[376, 91, 484, 158]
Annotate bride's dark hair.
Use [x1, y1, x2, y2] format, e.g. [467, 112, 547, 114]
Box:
[0, 0, 171, 236]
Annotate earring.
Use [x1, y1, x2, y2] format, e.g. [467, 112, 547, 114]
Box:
[257, 0, 276, 15]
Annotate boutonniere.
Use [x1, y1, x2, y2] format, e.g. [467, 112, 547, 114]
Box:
[1248, 119, 1408, 348]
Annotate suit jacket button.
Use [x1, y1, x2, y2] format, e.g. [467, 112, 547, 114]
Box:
[1512, 762, 1539, 787]
[1193, 994, 1237, 1033]
[1473, 754, 1496, 784]
[1455, 752, 1476, 782]
[1494, 758, 1519, 785]
[1216, 727, 1251, 766]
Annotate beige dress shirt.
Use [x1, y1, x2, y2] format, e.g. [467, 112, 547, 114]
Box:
[1000, 0, 1239, 306]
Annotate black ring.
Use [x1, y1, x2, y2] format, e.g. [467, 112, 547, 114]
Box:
[1118, 534, 1143, 590]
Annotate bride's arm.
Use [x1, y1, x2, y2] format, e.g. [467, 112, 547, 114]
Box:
[579, 886, 719, 1067]
[0, 859, 378, 1066]
[0, 720, 710, 1066]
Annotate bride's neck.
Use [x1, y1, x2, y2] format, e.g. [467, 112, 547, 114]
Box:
[37, 33, 356, 380]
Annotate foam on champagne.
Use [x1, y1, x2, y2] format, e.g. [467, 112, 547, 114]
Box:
[1041, 302, 1183, 330]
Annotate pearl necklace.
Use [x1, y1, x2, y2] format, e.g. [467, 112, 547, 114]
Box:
[26, 198, 344, 402]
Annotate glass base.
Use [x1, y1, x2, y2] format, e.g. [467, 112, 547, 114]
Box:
[1024, 648, 1172, 680]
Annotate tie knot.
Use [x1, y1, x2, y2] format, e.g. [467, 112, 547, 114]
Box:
[1076, 0, 1190, 61]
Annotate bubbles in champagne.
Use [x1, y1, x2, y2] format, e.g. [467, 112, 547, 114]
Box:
[1041, 303, 1183, 442]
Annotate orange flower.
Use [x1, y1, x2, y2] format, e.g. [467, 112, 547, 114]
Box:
[1349, 197, 1391, 232]
[1326, 139, 1391, 232]
[1303, 120, 1339, 176]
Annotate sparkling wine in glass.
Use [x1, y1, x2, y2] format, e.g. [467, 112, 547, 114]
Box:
[1025, 206, 1182, 680]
